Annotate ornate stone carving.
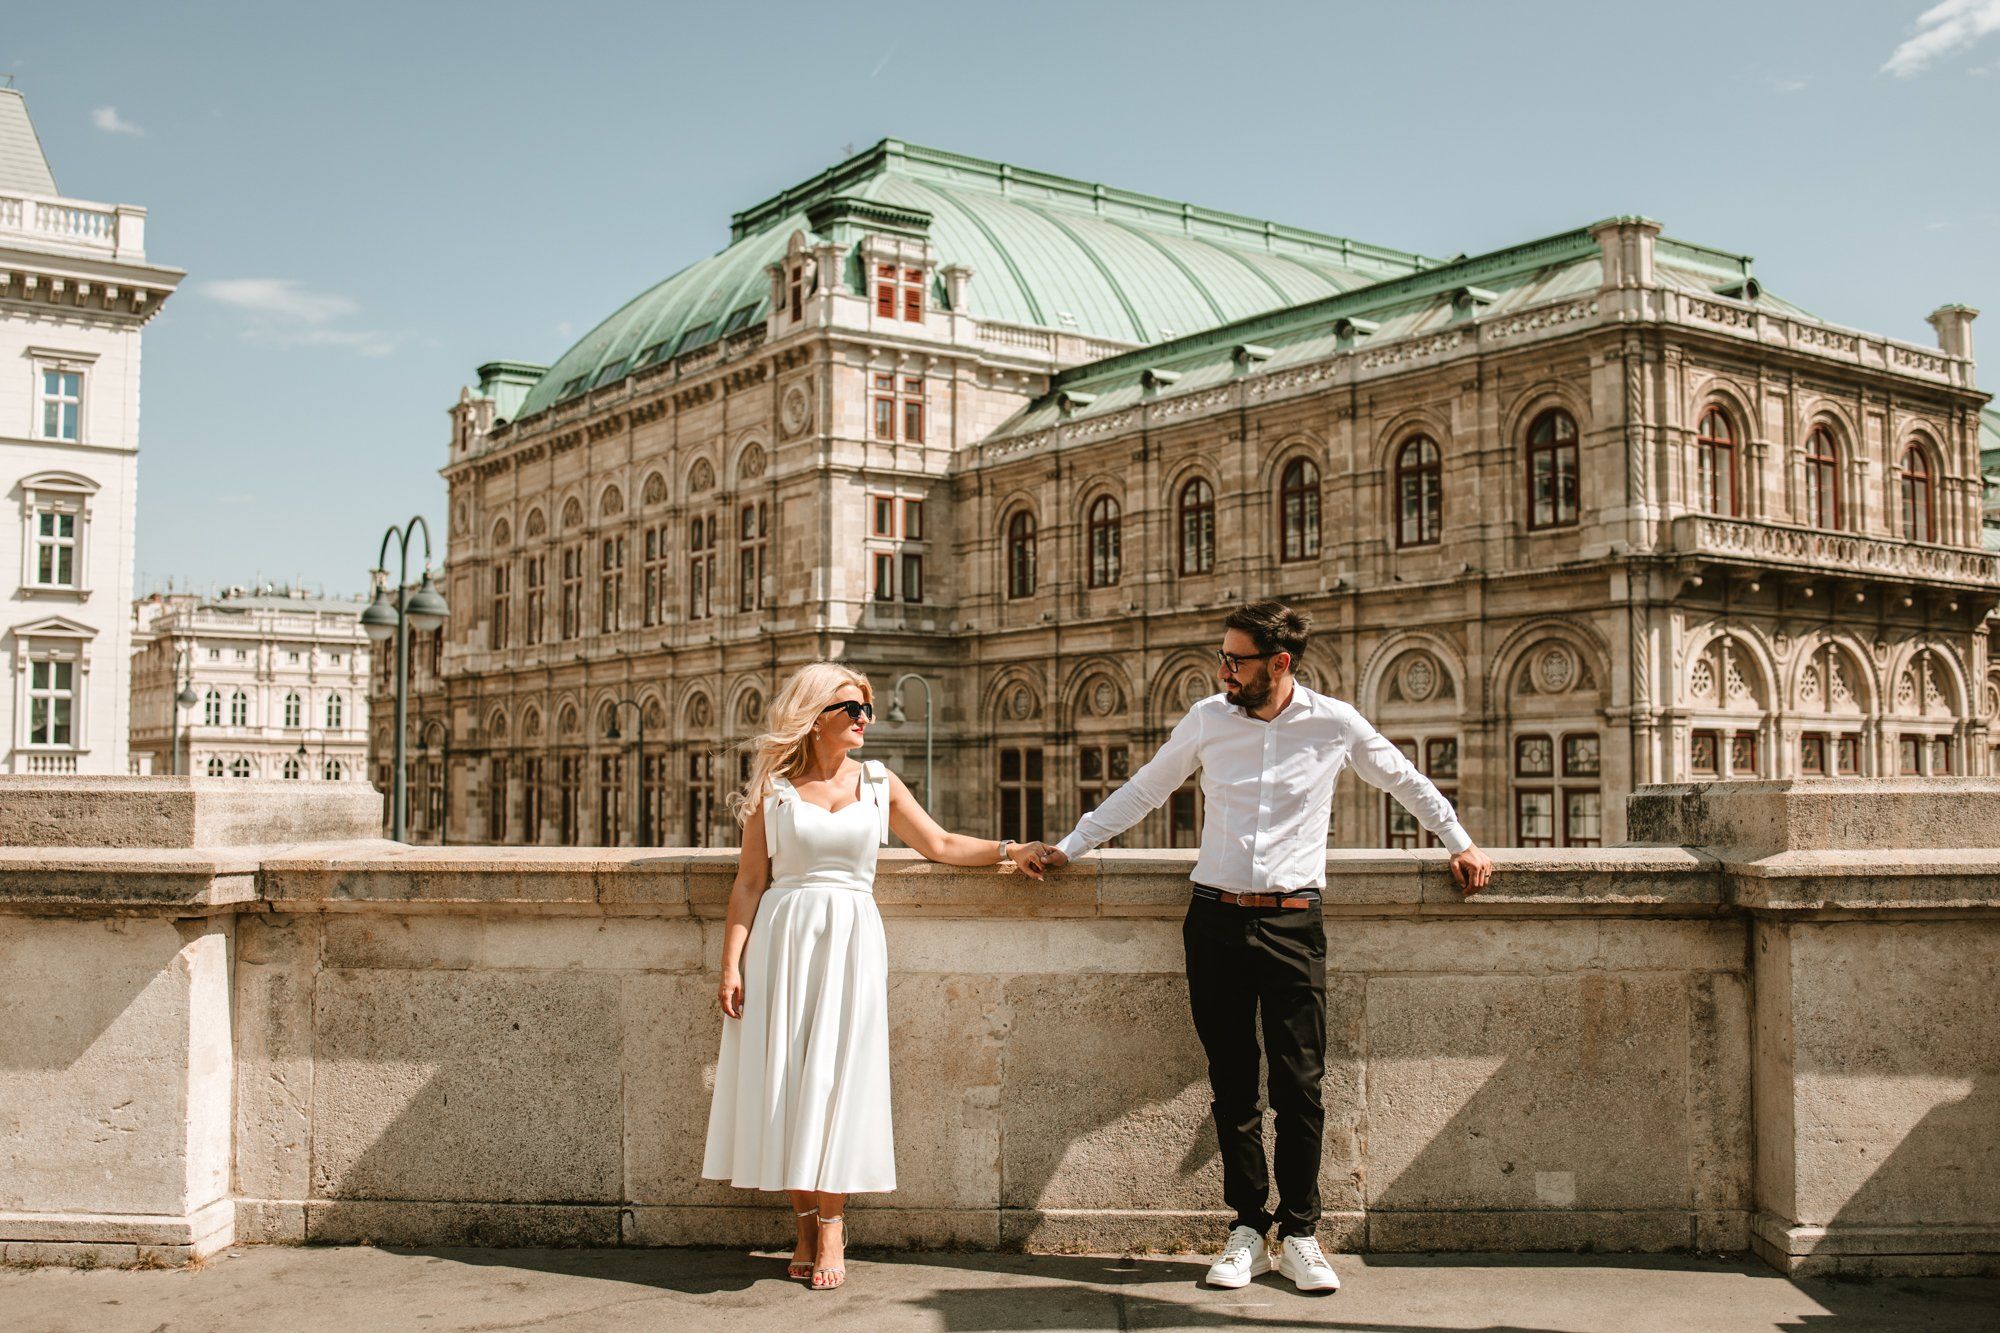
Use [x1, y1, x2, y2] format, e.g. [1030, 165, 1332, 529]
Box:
[688, 694, 713, 728]
[780, 382, 812, 438]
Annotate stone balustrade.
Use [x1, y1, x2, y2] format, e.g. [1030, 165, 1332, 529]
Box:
[0, 190, 145, 260]
[1670, 513, 2000, 589]
[0, 777, 1994, 1276]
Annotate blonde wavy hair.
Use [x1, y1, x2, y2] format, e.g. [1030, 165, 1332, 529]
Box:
[729, 660, 874, 825]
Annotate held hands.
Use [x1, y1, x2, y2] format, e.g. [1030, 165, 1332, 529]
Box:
[1449, 845, 1494, 897]
[717, 967, 744, 1019]
[1007, 840, 1068, 878]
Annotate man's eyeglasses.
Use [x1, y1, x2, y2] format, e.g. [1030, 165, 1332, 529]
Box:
[1215, 649, 1276, 674]
[821, 700, 875, 723]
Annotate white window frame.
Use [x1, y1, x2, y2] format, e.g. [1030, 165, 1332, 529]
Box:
[37, 367, 83, 443]
[17, 473, 97, 598]
[12, 621, 94, 761]
[28, 349, 97, 445]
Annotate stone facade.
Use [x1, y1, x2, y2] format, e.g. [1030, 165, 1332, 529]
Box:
[129, 588, 372, 782]
[385, 143, 1994, 851]
[0, 87, 180, 776]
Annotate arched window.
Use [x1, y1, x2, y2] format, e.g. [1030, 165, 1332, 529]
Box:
[203, 688, 223, 727]
[283, 755, 303, 780]
[323, 758, 344, 781]
[1526, 410, 1579, 529]
[1086, 496, 1121, 588]
[1901, 446, 1934, 542]
[1804, 426, 1841, 530]
[1006, 510, 1037, 599]
[1179, 477, 1215, 575]
[1394, 437, 1441, 547]
[326, 693, 344, 729]
[206, 756, 224, 777]
[283, 692, 302, 729]
[1280, 458, 1321, 561]
[230, 757, 252, 779]
[230, 690, 248, 727]
[1696, 408, 1737, 516]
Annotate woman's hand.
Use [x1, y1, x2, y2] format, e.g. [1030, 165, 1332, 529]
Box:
[718, 968, 744, 1019]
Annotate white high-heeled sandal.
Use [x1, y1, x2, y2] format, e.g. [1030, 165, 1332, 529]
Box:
[787, 1208, 817, 1281]
[811, 1214, 845, 1291]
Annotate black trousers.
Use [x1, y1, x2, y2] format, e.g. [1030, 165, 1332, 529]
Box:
[1182, 892, 1327, 1239]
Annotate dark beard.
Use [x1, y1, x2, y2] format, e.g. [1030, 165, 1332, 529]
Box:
[1224, 676, 1272, 710]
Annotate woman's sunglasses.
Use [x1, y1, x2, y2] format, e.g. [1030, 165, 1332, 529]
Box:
[821, 700, 875, 723]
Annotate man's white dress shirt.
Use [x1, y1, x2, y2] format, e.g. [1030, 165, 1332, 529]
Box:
[1054, 683, 1471, 890]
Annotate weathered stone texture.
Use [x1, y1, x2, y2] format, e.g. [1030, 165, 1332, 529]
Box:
[309, 967, 623, 1205]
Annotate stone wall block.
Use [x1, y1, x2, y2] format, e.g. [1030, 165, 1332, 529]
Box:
[1364, 974, 1693, 1216]
[999, 973, 1214, 1211]
[621, 972, 752, 1209]
[310, 968, 622, 1204]
[234, 914, 321, 1203]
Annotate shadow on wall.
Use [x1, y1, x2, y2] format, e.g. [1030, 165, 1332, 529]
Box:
[1364, 971, 1748, 1253]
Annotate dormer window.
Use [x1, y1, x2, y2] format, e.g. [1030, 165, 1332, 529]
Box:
[876, 264, 924, 322]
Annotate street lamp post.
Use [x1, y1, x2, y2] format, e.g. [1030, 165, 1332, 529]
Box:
[606, 699, 647, 847]
[171, 645, 198, 776]
[885, 672, 934, 809]
[360, 517, 450, 843]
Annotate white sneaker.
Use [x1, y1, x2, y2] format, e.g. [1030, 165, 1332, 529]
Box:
[1204, 1224, 1271, 1288]
[1277, 1234, 1340, 1292]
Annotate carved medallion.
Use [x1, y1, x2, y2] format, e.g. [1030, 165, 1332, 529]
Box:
[780, 382, 812, 438]
[1401, 654, 1437, 703]
[1537, 646, 1575, 693]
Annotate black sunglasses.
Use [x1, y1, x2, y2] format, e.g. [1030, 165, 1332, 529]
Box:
[821, 700, 875, 723]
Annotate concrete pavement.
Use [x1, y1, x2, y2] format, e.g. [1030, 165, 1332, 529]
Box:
[3, 1246, 1998, 1331]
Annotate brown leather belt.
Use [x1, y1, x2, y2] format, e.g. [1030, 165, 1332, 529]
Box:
[1215, 890, 1317, 909]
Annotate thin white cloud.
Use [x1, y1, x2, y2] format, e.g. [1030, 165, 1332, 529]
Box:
[198, 279, 400, 357]
[1772, 76, 1809, 93]
[91, 105, 144, 136]
[200, 278, 357, 323]
[1883, 0, 2000, 77]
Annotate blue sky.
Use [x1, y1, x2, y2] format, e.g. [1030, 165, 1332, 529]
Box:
[10, 0, 1998, 595]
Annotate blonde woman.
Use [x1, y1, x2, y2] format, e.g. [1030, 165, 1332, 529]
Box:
[702, 661, 1051, 1291]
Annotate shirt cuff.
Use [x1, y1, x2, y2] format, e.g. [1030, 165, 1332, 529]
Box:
[1055, 830, 1092, 862]
[1436, 821, 1474, 856]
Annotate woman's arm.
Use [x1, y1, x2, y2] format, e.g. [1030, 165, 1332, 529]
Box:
[717, 801, 772, 1018]
[883, 769, 1045, 879]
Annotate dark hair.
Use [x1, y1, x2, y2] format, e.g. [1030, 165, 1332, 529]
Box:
[1223, 600, 1310, 667]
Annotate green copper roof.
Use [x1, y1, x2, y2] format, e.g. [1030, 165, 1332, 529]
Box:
[987, 223, 1813, 441]
[514, 140, 1440, 419]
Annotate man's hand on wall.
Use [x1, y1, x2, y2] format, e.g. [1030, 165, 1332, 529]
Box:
[1450, 845, 1493, 897]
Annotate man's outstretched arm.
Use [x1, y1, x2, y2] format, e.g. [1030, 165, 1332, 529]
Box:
[1347, 712, 1493, 895]
[1046, 709, 1205, 867]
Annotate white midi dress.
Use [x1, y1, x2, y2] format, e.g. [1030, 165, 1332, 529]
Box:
[702, 760, 896, 1194]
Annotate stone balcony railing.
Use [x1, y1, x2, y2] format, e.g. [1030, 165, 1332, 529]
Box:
[1670, 513, 2000, 589]
[0, 189, 147, 261]
[0, 776, 1996, 1277]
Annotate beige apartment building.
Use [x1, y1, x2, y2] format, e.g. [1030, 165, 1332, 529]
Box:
[377, 140, 1998, 849]
[132, 587, 371, 782]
